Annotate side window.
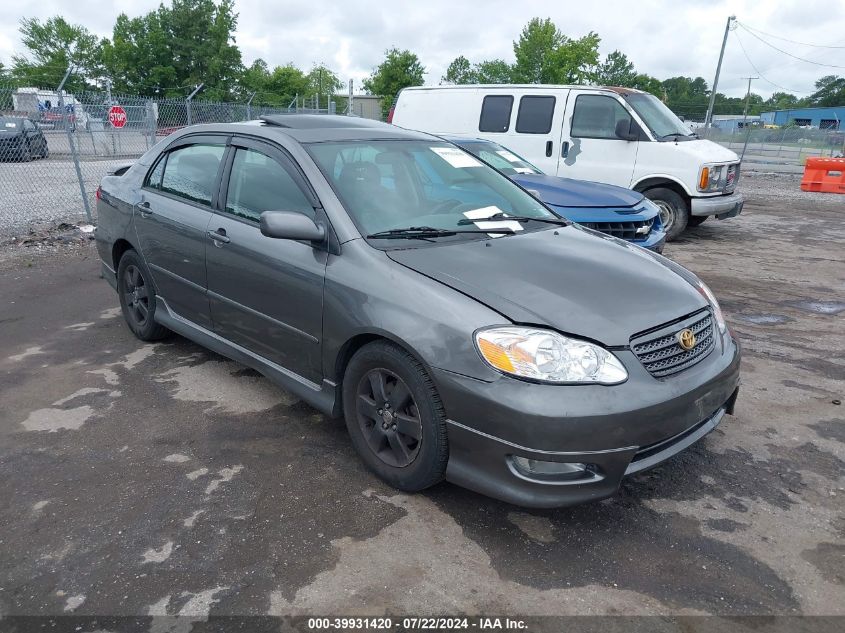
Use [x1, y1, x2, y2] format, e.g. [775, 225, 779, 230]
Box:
[144, 156, 166, 190]
[159, 143, 225, 205]
[515, 96, 555, 134]
[479, 95, 514, 133]
[225, 148, 313, 223]
[23, 119, 34, 131]
[571, 95, 632, 139]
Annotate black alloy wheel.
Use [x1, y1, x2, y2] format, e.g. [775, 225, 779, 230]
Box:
[355, 368, 422, 468]
[122, 264, 151, 328]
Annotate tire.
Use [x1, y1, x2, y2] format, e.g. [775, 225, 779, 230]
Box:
[645, 187, 688, 241]
[342, 340, 448, 492]
[116, 249, 169, 341]
[20, 141, 32, 163]
[687, 215, 708, 227]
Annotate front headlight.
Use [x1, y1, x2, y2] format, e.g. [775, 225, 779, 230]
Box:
[475, 327, 628, 385]
[696, 281, 727, 333]
[698, 164, 725, 192]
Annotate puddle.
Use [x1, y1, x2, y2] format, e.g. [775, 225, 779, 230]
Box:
[788, 300, 845, 315]
[735, 313, 792, 325]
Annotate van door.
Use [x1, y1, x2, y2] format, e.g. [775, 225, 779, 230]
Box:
[557, 92, 638, 186]
[487, 90, 567, 175]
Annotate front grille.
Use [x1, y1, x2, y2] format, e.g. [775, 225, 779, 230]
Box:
[725, 163, 740, 192]
[631, 310, 715, 378]
[581, 217, 653, 241]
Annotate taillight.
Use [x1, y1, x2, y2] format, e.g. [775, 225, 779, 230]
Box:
[387, 106, 395, 124]
[95, 186, 102, 201]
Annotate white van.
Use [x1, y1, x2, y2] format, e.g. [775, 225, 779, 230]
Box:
[391, 85, 743, 240]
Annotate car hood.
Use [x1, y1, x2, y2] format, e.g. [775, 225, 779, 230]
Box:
[386, 226, 706, 347]
[511, 174, 644, 208]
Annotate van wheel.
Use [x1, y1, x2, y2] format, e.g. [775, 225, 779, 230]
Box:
[645, 188, 688, 241]
[117, 249, 169, 341]
[343, 341, 448, 492]
[687, 215, 708, 227]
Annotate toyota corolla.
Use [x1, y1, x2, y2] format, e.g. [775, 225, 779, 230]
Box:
[95, 115, 740, 508]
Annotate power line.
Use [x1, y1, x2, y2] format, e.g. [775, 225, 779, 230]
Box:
[732, 31, 814, 95]
[738, 22, 845, 50]
[737, 23, 845, 69]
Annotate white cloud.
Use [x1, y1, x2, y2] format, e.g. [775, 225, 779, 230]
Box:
[2, 0, 843, 97]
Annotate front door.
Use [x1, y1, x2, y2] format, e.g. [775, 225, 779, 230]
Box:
[557, 92, 639, 187]
[205, 138, 327, 384]
[133, 137, 227, 329]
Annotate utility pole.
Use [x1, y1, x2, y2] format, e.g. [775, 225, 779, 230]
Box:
[705, 15, 735, 129]
[740, 76, 758, 160]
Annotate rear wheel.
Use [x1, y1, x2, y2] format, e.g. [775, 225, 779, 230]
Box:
[117, 249, 169, 341]
[343, 341, 448, 492]
[687, 215, 708, 227]
[645, 187, 688, 241]
[20, 141, 32, 162]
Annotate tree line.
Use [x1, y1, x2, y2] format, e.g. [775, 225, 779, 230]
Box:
[1, 4, 842, 120]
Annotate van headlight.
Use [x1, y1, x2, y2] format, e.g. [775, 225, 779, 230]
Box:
[475, 327, 628, 384]
[698, 164, 726, 192]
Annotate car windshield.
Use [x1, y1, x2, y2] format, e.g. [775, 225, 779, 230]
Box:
[624, 93, 694, 139]
[452, 140, 544, 176]
[306, 140, 558, 243]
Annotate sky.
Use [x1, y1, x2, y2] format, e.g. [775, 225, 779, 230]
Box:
[2, 0, 844, 98]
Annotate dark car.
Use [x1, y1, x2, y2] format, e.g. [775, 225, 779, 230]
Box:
[445, 137, 666, 252]
[95, 115, 740, 508]
[0, 116, 49, 161]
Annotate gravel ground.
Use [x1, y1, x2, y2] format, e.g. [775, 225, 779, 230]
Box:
[0, 184, 843, 628]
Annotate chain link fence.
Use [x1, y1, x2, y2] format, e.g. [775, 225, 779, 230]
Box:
[0, 84, 350, 239]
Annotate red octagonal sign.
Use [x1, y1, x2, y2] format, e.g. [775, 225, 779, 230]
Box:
[108, 105, 127, 128]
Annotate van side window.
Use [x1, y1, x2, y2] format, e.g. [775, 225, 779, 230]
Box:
[479, 96, 514, 133]
[160, 144, 225, 205]
[515, 96, 555, 134]
[571, 95, 632, 139]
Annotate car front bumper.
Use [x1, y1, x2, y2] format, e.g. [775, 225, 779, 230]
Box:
[690, 192, 744, 218]
[433, 335, 741, 508]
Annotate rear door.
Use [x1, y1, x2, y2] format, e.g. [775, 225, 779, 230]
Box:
[479, 90, 567, 174]
[205, 137, 327, 384]
[557, 91, 638, 186]
[133, 136, 227, 329]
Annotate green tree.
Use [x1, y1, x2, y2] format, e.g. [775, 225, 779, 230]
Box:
[306, 63, 343, 106]
[265, 64, 309, 106]
[11, 17, 103, 91]
[443, 55, 475, 84]
[596, 50, 636, 86]
[474, 59, 512, 83]
[511, 18, 599, 84]
[764, 91, 800, 111]
[363, 48, 425, 117]
[101, 0, 242, 99]
[809, 75, 845, 107]
[631, 73, 663, 96]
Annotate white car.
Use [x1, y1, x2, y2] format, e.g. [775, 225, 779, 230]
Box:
[390, 85, 743, 240]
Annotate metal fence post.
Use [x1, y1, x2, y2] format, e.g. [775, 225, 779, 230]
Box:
[246, 92, 255, 120]
[186, 83, 204, 126]
[57, 68, 93, 224]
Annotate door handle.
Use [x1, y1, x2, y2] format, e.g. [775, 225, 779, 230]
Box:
[545, 140, 553, 157]
[561, 141, 570, 158]
[136, 200, 153, 218]
[207, 228, 230, 246]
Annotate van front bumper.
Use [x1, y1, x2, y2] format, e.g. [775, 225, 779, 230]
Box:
[434, 336, 741, 508]
[690, 192, 744, 218]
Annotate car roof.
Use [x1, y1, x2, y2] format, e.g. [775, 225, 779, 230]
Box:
[184, 115, 437, 144]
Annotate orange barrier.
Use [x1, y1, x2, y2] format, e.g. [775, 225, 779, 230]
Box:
[800, 157, 845, 194]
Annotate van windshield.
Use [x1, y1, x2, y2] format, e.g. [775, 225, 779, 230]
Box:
[624, 93, 696, 140]
[306, 140, 559, 243]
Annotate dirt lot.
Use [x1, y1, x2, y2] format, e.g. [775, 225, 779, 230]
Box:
[0, 174, 843, 625]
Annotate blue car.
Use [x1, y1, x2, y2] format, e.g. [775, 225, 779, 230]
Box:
[447, 137, 666, 253]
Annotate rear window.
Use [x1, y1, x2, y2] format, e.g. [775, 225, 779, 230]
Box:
[515, 96, 555, 134]
[479, 95, 514, 133]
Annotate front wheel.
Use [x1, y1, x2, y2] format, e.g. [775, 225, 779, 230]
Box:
[342, 341, 448, 492]
[687, 215, 708, 227]
[645, 187, 688, 241]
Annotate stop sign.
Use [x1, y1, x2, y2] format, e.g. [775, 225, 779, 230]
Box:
[108, 105, 127, 128]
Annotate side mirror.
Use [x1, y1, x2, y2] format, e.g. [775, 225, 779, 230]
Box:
[260, 210, 325, 242]
[615, 118, 642, 142]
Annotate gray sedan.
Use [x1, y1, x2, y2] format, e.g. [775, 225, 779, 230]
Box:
[95, 115, 740, 508]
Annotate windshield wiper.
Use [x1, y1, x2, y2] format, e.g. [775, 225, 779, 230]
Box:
[366, 225, 515, 239]
[457, 212, 569, 226]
